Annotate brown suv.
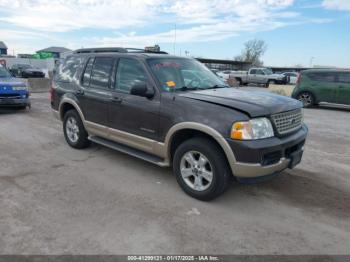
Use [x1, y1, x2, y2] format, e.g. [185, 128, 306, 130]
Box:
[51, 47, 308, 200]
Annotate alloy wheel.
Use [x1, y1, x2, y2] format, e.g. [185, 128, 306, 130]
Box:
[180, 151, 213, 191]
[66, 116, 80, 143]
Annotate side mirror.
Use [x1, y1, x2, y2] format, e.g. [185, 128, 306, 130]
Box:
[130, 83, 154, 98]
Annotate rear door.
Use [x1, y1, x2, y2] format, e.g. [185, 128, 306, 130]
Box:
[307, 72, 337, 103]
[335, 72, 350, 105]
[78, 56, 115, 126]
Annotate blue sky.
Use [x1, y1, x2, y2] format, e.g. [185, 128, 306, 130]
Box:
[0, 0, 349, 67]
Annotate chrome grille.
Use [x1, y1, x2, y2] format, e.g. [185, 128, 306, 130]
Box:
[271, 109, 303, 135]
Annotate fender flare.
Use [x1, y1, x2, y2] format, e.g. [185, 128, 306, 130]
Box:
[58, 97, 87, 128]
[161, 122, 237, 174]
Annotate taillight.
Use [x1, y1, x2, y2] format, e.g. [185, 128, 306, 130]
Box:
[49, 82, 55, 102]
[296, 73, 301, 85]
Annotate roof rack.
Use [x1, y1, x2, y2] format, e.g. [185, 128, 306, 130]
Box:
[74, 47, 168, 55]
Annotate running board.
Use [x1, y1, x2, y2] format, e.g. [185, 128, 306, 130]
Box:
[88, 136, 169, 167]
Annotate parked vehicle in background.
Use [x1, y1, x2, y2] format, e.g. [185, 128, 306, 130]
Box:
[10, 64, 45, 78]
[51, 47, 307, 201]
[282, 72, 299, 84]
[0, 65, 30, 109]
[216, 70, 235, 80]
[292, 69, 350, 108]
[231, 68, 289, 87]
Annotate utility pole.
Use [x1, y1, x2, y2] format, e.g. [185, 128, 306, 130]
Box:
[309, 57, 315, 68]
[173, 24, 177, 55]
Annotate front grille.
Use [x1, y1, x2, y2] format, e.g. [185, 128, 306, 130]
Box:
[0, 94, 21, 99]
[271, 108, 303, 135]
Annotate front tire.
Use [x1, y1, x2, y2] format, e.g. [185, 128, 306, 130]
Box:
[63, 109, 90, 149]
[173, 138, 231, 201]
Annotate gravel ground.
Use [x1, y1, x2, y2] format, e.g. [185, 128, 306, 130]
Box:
[0, 93, 350, 255]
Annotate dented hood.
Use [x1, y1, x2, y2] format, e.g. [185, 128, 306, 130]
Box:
[178, 88, 302, 117]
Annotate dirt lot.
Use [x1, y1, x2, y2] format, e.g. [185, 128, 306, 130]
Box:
[0, 92, 350, 255]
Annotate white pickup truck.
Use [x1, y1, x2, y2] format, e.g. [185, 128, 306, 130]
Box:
[230, 68, 289, 87]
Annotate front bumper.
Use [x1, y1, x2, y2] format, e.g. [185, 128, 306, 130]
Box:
[0, 97, 30, 107]
[228, 124, 308, 178]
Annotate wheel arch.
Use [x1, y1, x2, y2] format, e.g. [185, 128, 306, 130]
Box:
[59, 98, 86, 126]
[163, 122, 237, 175]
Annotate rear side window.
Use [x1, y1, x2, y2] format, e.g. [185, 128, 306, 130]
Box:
[337, 72, 350, 83]
[56, 56, 83, 82]
[82, 57, 94, 87]
[89, 57, 114, 89]
[307, 72, 335, 83]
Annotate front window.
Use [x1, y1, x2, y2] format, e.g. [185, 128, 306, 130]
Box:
[115, 58, 148, 92]
[0, 66, 11, 78]
[148, 58, 226, 91]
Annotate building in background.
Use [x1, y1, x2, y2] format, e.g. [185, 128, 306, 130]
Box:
[36, 46, 71, 59]
[196, 58, 251, 71]
[0, 41, 8, 56]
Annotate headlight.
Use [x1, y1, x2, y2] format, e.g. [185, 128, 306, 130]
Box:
[12, 86, 28, 91]
[231, 118, 274, 140]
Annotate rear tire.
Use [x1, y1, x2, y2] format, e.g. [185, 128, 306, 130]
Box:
[297, 91, 315, 108]
[63, 109, 90, 149]
[173, 137, 231, 201]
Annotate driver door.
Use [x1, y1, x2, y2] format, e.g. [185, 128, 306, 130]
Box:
[108, 57, 160, 141]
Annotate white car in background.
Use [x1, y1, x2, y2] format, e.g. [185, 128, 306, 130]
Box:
[216, 70, 235, 80]
[282, 72, 299, 84]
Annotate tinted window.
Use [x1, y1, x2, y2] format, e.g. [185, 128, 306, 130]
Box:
[337, 72, 350, 83]
[115, 58, 147, 92]
[250, 69, 257, 74]
[56, 56, 83, 82]
[90, 57, 114, 89]
[307, 72, 335, 82]
[82, 57, 94, 87]
[256, 70, 264, 75]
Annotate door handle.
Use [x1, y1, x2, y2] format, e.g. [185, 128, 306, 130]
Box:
[75, 89, 84, 95]
[111, 96, 123, 103]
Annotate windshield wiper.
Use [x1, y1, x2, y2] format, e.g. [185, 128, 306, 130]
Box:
[178, 86, 198, 91]
[206, 85, 228, 89]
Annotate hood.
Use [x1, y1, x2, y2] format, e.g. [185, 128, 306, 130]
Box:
[0, 77, 26, 87]
[178, 88, 302, 118]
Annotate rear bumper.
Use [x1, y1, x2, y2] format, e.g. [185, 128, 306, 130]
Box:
[228, 124, 308, 178]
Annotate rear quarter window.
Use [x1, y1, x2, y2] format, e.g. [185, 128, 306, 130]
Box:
[337, 72, 350, 83]
[55, 56, 85, 82]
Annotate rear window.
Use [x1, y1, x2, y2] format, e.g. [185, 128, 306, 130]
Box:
[55, 56, 84, 82]
[306, 72, 335, 82]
